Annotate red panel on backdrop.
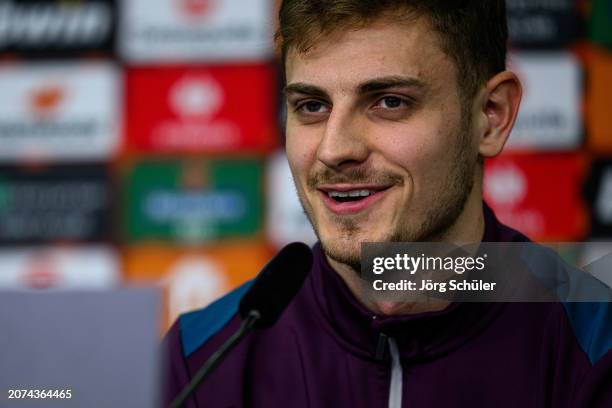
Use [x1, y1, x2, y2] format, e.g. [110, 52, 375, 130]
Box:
[125, 64, 278, 154]
[484, 153, 589, 241]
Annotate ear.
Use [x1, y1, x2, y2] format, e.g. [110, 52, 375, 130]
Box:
[477, 71, 522, 158]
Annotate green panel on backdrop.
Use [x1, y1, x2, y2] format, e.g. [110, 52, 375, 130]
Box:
[0, 178, 8, 211]
[590, 0, 612, 48]
[124, 158, 264, 243]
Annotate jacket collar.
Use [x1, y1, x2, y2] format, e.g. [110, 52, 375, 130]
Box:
[307, 202, 529, 362]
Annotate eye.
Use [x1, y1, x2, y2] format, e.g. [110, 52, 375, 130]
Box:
[375, 96, 406, 109]
[297, 100, 329, 114]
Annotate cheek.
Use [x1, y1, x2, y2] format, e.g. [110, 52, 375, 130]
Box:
[378, 123, 450, 171]
[376, 119, 461, 189]
[285, 127, 320, 181]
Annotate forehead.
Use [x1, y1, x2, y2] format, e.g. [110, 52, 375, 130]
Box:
[285, 16, 456, 93]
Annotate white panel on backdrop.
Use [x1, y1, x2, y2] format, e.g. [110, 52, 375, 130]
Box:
[119, 0, 273, 62]
[0, 246, 120, 290]
[266, 151, 317, 249]
[507, 52, 582, 150]
[596, 168, 612, 225]
[0, 63, 121, 162]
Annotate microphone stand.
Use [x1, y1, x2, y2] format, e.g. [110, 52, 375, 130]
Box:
[169, 310, 261, 408]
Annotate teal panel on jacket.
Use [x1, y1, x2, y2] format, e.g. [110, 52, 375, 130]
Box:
[180, 281, 253, 358]
[563, 302, 612, 365]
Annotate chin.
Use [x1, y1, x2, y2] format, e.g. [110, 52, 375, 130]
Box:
[321, 239, 361, 269]
[319, 226, 387, 269]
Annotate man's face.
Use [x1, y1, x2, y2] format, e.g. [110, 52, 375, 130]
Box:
[284, 16, 480, 269]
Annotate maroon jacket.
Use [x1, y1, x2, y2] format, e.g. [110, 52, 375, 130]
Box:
[163, 206, 612, 407]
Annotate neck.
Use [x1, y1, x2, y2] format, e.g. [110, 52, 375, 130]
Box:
[327, 194, 486, 317]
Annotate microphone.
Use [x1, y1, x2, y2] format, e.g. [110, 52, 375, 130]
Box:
[169, 242, 313, 408]
[239, 241, 313, 328]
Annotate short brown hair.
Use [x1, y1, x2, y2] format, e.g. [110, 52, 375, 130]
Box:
[276, 0, 508, 103]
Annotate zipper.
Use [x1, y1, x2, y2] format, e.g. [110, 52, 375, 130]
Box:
[387, 337, 403, 408]
[375, 332, 388, 361]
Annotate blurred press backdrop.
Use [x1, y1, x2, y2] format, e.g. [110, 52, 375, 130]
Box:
[0, 0, 610, 330]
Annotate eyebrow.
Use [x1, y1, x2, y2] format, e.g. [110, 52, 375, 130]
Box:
[283, 75, 427, 99]
[283, 83, 330, 99]
[358, 76, 426, 94]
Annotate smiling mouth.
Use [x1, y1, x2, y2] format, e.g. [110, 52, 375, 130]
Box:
[326, 189, 381, 203]
[317, 185, 393, 215]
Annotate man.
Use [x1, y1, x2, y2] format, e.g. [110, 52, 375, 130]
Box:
[164, 1, 612, 406]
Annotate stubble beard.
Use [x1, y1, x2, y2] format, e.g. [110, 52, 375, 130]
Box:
[294, 118, 476, 274]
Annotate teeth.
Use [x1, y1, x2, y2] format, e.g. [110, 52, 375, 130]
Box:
[329, 191, 349, 198]
[328, 189, 373, 198]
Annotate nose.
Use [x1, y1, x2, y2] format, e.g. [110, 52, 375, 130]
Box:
[316, 107, 370, 170]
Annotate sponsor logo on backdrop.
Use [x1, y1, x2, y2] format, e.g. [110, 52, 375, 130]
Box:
[0, 246, 119, 290]
[175, 0, 216, 19]
[126, 66, 276, 153]
[124, 159, 264, 243]
[0, 165, 112, 244]
[484, 154, 587, 240]
[483, 163, 527, 207]
[29, 85, 66, 120]
[484, 163, 545, 236]
[119, 0, 271, 62]
[143, 160, 247, 237]
[508, 53, 582, 150]
[123, 244, 270, 330]
[506, 0, 579, 48]
[170, 76, 223, 117]
[153, 74, 239, 150]
[0, 0, 114, 56]
[21, 253, 62, 290]
[165, 255, 229, 323]
[0, 63, 121, 161]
